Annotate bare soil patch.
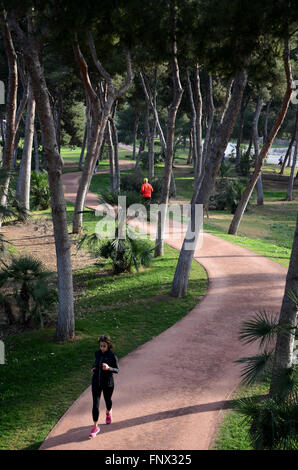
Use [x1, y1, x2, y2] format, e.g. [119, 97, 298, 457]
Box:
[0, 218, 97, 273]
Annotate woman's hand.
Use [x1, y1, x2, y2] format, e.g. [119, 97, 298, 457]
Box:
[102, 363, 110, 370]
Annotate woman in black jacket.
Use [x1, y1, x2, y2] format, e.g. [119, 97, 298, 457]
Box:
[89, 334, 119, 438]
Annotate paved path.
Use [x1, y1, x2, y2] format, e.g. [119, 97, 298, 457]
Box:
[39, 170, 287, 450]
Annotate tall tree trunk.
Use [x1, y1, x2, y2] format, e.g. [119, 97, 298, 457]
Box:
[154, 8, 183, 257]
[193, 65, 203, 183]
[186, 68, 198, 177]
[144, 102, 154, 180]
[139, 71, 167, 156]
[280, 108, 298, 174]
[110, 108, 120, 192]
[72, 36, 133, 233]
[218, 77, 234, 125]
[202, 74, 214, 166]
[33, 127, 39, 171]
[285, 129, 298, 201]
[135, 128, 146, 170]
[171, 62, 250, 297]
[12, 131, 20, 169]
[0, 15, 18, 227]
[16, 81, 35, 211]
[132, 112, 140, 160]
[228, 41, 293, 235]
[236, 86, 251, 167]
[252, 94, 264, 205]
[107, 119, 115, 191]
[270, 212, 298, 396]
[263, 98, 272, 142]
[10, 14, 75, 341]
[140, 72, 155, 180]
[187, 128, 193, 165]
[78, 121, 87, 171]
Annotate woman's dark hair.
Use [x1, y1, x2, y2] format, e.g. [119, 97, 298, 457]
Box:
[98, 334, 113, 349]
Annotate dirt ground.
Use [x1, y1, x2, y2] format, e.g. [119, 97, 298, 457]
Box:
[0, 217, 97, 272]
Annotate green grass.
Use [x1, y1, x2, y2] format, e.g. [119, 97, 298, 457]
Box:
[61, 145, 133, 172]
[212, 381, 270, 450]
[0, 205, 208, 450]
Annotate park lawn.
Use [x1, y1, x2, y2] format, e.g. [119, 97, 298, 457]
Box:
[0, 204, 208, 450]
[211, 380, 271, 450]
[61, 145, 133, 173]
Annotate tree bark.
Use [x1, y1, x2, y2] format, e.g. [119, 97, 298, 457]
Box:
[107, 119, 115, 191]
[78, 121, 87, 171]
[202, 74, 214, 166]
[109, 103, 120, 192]
[252, 94, 264, 205]
[263, 98, 272, 142]
[193, 65, 203, 184]
[0, 15, 18, 226]
[285, 129, 298, 200]
[16, 80, 35, 211]
[235, 86, 251, 167]
[171, 62, 250, 297]
[72, 36, 133, 233]
[9, 13, 75, 341]
[132, 112, 140, 160]
[270, 212, 298, 396]
[228, 41, 293, 235]
[154, 7, 183, 257]
[33, 127, 39, 171]
[280, 108, 298, 174]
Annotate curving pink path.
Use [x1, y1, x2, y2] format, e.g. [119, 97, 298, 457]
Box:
[39, 166, 287, 450]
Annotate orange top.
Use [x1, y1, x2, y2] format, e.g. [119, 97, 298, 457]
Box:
[141, 183, 153, 198]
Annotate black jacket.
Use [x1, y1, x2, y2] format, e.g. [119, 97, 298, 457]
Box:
[92, 349, 119, 388]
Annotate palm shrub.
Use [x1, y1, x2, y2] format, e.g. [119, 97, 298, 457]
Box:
[30, 170, 51, 210]
[0, 255, 57, 328]
[78, 225, 154, 274]
[209, 178, 249, 214]
[234, 306, 298, 449]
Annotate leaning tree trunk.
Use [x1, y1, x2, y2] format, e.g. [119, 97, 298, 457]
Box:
[285, 129, 298, 201]
[202, 74, 215, 166]
[0, 16, 18, 227]
[154, 23, 183, 258]
[110, 111, 120, 192]
[270, 211, 298, 396]
[252, 94, 264, 205]
[10, 14, 75, 341]
[132, 112, 140, 160]
[171, 62, 250, 298]
[280, 108, 298, 175]
[16, 80, 35, 212]
[107, 119, 115, 191]
[228, 41, 293, 235]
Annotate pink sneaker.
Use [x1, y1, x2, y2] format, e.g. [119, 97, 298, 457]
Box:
[89, 425, 100, 438]
[106, 410, 112, 425]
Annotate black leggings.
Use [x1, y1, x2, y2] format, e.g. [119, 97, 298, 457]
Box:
[92, 382, 114, 422]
